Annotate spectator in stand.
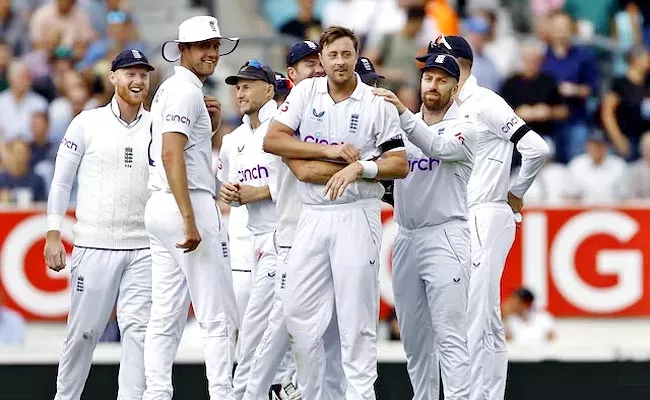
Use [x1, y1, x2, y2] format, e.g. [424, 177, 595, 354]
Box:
[464, 15, 502, 92]
[49, 70, 97, 143]
[32, 46, 76, 102]
[502, 288, 555, 346]
[364, 5, 425, 111]
[323, 0, 377, 43]
[0, 292, 25, 346]
[563, 0, 619, 38]
[476, 8, 520, 79]
[628, 132, 650, 199]
[0, 139, 47, 205]
[601, 45, 650, 161]
[279, 0, 322, 42]
[29, 111, 56, 194]
[531, 0, 565, 43]
[86, 0, 128, 38]
[78, 10, 146, 72]
[29, 0, 96, 60]
[0, 41, 12, 91]
[565, 130, 628, 204]
[501, 38, 568, 156]
[611, 1, 644, 76]
[0, 0, 29, 56]
[0, 59, 48, 142]
[520, 141, 568, 205]
[542, 11, 599, 163]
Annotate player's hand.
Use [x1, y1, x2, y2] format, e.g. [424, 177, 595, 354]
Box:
[44, 232, 67, 272]
[177, 217, 201, 253]
[237, 184, 260, 205]
[508, 191, 524, 213]
[204, 95, 222, 132]
[372, 87, 407, 115]
[323, 143, 361, 163]
[219, 182, 240, 204]
[324, 162, 363, 201]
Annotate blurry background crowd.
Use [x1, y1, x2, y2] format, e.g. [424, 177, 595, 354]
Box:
[1, 0, 650, 344]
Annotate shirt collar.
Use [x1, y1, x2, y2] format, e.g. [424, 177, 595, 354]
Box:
[458, 74, 478, 103]
[174, 66, 203, 89]
[417, 99, 461, 123]
[110, 96, 145, 128]
[242, 99, 278, 130]
[316, 73, 364, 101]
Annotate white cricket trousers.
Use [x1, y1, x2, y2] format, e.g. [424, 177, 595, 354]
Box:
[392, 221, 471, 400]
[143, 190, 238, 400]
[233, 231, 295, 399]
[467, 203, 516, 400]
[54, 247, 151, 400]
[230, 234, 255, 363]
[283, 199, 382, 400]
[243, 246, 346, 400]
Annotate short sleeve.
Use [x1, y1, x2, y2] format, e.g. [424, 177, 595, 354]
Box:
[481, 94, 527, 142]
[160, 88, 200, 137]
[273, 78, 311, 131]
[217, 134, 232, 183]
[375, 99, 405, 151]
[56, 113, 87, 165]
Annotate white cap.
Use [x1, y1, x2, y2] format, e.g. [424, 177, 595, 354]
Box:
[162, 16, 239, 62]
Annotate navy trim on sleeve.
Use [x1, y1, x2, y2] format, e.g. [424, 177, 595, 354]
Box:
[510, 124, 531, 144]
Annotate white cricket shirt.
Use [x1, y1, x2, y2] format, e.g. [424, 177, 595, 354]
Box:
[273, 154, 301, 247]
[48, 97, 151, 249]
[218, 131, 252, 243]
[457, 75, 527, 208]
[394, 102, 476, 229]
[148, 66, 216, 196]
[218, 99, 278, 235]
[274, 74, 404, 206]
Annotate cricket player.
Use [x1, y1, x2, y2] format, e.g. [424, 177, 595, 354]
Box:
[264, 27, 409, 400]
[374, 52, 475, 400]
[217, 59, 297, 399]
[419, 36, 550, 400]
[44, 49, 155, 400]
[144, 16, 239, 400]
[242, 41, 349, 400]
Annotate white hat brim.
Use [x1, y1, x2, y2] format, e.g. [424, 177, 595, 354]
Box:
[161, 37, 240, 62]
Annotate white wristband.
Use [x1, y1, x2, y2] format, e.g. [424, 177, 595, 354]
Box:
[357, 161, 378, 179]
[47, 214, 64, 232]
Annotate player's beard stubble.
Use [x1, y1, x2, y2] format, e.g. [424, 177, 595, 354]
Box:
[117, 84, 148, 106]
[422, 88, 452, 112]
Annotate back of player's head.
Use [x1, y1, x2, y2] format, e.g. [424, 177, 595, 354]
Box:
[319, 26, 359, 52]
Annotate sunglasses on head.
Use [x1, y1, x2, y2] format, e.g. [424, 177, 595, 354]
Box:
[245, 59, 264, 70]
[427, 35, 454, 56]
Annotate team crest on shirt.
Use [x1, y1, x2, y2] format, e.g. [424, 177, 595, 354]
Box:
[124, 147, 133, 168]
[438, 127, 445, 135]
[349, 114, 359, 134]
[311, 108, 325, 122]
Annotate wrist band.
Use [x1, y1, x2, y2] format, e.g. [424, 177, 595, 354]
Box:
[357, 161, 378, 179]
[47, 215, 64, 232]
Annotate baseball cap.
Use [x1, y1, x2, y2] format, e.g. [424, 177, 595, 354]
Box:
[225, 59, 275, 85]
[162, 16, 239, 62]
[420, 52, 460, 80]
[286, 40, 320, 66]
[355, 57, 384, 85]
[111, 49, 155, 72]
[416, 35, 474, 63]
[274, 71, 293, 98]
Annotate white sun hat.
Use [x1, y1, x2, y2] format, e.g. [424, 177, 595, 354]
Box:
[162, 16, 239, 62]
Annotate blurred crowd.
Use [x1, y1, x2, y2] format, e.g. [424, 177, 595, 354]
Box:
[1, 0, 650, 210]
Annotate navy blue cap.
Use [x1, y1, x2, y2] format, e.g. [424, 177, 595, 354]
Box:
[420, 52, 460, 80]
[286, 40, 320, 66]
[225, 59, 275, 85]
[416, 35, 474, 63]
[111, 49, 155, 71]
[274, 71, 293, 97]
[355, 57, 384, 85]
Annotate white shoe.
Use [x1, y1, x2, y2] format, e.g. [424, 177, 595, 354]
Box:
[278, 381, 302, 400]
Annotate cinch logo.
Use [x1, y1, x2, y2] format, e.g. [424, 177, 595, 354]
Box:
[303, 133, 344, 146]
[238, 164, 270, 182]
[61, 138, 77, 151]
[407, 155, 440, 172]
[165, 114, 191, 125]
[501, 115, 520, 134]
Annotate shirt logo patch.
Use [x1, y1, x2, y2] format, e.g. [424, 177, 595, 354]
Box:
[124, 147, 133, 168]
[349, 113, 359, 134]
[501, 115, 520, 134]
[311, 108, 325, 121]
[165, 114, 191, 125]
[435, 54, 446, 63]
[61, 137, 78, 151]
[237, 144, 245, 153]
[438, 127, 445, 135]
[209, 20, 218, 32]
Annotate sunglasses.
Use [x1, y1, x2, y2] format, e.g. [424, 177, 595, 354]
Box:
[427, 35, 454, 56]
[245, 59, 264, 70]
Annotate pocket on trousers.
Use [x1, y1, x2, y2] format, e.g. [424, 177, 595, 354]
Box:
[69, 247, 88, 277]
[361, 207, 381, 248]
[443, 226, 471, 266]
